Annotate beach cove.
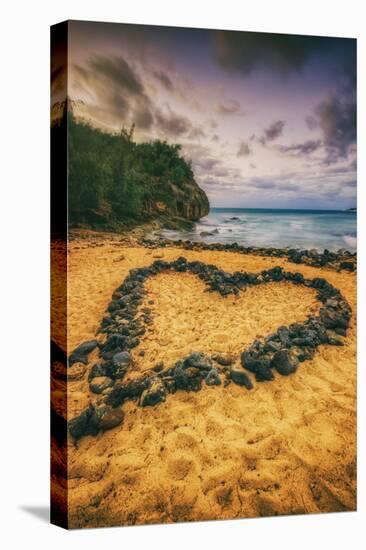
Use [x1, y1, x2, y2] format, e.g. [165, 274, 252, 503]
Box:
[51, 231, 356, 528]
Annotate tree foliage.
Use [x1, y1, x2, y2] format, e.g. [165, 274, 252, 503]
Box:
[67, 117, 194, 225]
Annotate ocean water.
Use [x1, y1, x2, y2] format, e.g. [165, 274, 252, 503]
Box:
[160, 208, 357, 252]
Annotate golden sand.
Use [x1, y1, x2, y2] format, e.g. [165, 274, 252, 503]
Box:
[55, 235, 356, 528]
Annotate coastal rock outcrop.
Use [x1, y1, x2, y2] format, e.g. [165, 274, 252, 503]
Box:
[52, 105, 210, 229]
[143, 181, 209, 223]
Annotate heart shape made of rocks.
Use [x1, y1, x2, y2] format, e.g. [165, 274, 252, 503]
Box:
[69, 257, 351, 440]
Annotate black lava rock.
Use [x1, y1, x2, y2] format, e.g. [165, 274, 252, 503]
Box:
[68, 406, 91, 440]
[99, 405, 124, 431]
[325, 330, 345, 346]
[229, 366, 253, 389]
[271, 350, 299, 376]
[293, 272, 305, 284]
[89, 376, 114, 394]
[205, 368, 222, 386]
[212, 353, 234, 366]
[241, 351, 274, 381]
[106, 377, 151, 407]
[68, 404, 101, 439]
[103, 334, 126, 353]
[69, 340, 98, 366]
[172, 361, 203, 391]
[153, 361, 164, 372]
[183, 352, 212, 371]
[320, 308, 348, 329]
[340, 261, 355, 271]
[275, 327, 291, 347]
[140, 379, 167, 406]
[89, 363, 109, 380]
[112, 351, 132, 367]
[263, 340, 282, 353]
[71, 254, 353, 441]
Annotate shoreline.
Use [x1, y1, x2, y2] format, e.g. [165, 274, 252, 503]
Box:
[67, 227, 357, 272]
[155, 207, 357, 257]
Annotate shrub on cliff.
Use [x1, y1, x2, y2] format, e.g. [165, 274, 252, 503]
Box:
[67, 117, 205, 226]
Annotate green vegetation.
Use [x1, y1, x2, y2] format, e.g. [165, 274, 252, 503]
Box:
[67, 117, 199, 227]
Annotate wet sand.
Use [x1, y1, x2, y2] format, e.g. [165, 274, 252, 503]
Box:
[54, 234, 356, 528]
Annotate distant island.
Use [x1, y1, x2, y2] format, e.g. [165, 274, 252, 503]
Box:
[52, 102, 209, 232]
[346, 207, 357, 212]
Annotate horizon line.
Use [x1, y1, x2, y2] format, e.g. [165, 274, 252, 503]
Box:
[210, 206, 356, 211]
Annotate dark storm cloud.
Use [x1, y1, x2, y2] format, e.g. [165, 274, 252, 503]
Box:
[237, 140, 252, 157]
[73, 57, 155, 129]
[250, 179, 276, 189]
[245, 176, 301, 193]
[74, 56, 198, 134]
[186, 145, 241, 186]
[213, 168, 230, 178]
[202, 167, 350, 202]
[215, 99, 241, 115]
[278, 139, 322, 156]
[152, 69, 175, 91]
[110, 93, 130, 116]
[134, 107, 154, 129]
[194, 157, 220, 171]
[51, 65, 66, 96]
[259, 120, 285, 144]
[344, 180, 356, 187]
[313, 94, 356, 163]
[305, 41, 356, 165]
[305, 115, 318, 130]
[323, 161, 356, 175]
[201, 176, 234, 188]
[74, 63, 91, 82]
[89, 55, 144, 95]
[155, 109, 191, 137]
[73, 62, 133, 121]
[213, 31, 355, 77]
[278, 183, 301, 192]
[189, 127, 206, 139]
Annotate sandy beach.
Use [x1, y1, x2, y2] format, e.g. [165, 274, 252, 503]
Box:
[51, 232, 356, 528]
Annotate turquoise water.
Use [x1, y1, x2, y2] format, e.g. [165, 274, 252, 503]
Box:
[160, 208, 357, 252]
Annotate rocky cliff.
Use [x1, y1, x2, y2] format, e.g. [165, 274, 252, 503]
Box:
[142, 179, 209, 224]
[52, 100, 210, 230]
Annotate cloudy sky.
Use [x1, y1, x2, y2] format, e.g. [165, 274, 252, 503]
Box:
[56, 20, 356, 209]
